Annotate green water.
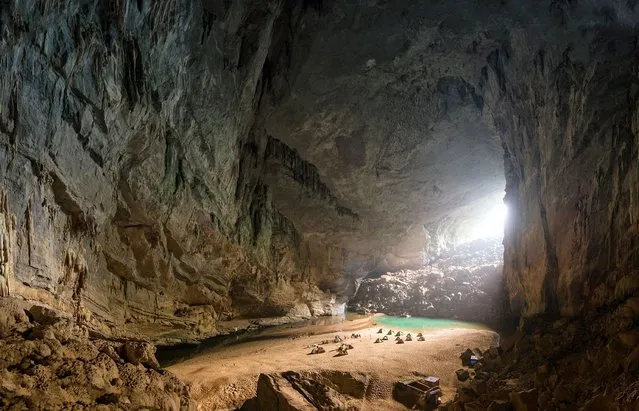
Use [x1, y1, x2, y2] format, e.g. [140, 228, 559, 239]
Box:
[376, 315, 485, 331]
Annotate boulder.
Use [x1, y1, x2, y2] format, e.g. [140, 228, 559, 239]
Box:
[282, 372, 347, 410]
[27, 305, 62, 326]
[617, 328, 639, 349]
[311, 370, 370, 399]
[456, 369, 470, 382]
[500, 331, 523, 353]
[248, 373, 317, 411]
[0, 299, 30, 336]
[123, 341, 161, 370]
[469, 379, 487, 395]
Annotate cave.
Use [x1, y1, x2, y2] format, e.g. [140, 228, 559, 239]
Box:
[0, 0, 638, 410]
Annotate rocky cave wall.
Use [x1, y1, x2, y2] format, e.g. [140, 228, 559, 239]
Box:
[0, 0, 355, 343]
[488, 2, 639, 317]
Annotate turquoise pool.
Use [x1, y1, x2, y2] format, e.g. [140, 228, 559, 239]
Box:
[376, 315, 485, 331]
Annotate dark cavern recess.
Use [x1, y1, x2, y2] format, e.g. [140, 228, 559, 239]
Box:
[0, 0, 637, 410]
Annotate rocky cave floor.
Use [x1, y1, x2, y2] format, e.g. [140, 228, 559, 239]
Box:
[1, 294, 638, 410]
[349, 238, 508, 325]
[0, 298, 195, 411]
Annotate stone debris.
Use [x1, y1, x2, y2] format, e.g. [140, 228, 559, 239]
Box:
[455, 369, 470, 381]
[123, 340, 161, 369]
[442, 303, 639, 410]
[0, 299, 195, 410]
[349, 238, 508, 325]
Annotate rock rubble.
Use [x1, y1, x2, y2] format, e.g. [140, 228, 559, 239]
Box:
[349, 238, 510, 324]
[444, 297, 639, 410]
[0, 298, 195, 411]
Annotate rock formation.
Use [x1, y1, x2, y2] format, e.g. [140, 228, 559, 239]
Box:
[241, 370, 371, 410]
[442, 297, 639, 410]
[348, 238, 509, 325]
[0, 298, 195, 410]
[0, 0, 350, 343]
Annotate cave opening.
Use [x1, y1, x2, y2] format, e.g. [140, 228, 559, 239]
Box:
[467, 197, 507, 243]
[347, 186, 510, 327]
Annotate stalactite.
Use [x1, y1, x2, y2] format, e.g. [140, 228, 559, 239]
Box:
[265, 136, 360, 221]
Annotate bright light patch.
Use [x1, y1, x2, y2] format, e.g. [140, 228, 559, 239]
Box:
[471, 203, 507, 240]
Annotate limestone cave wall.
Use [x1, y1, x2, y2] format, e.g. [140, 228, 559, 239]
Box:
[0, 0, 353, 343]
[486, 3, 639, 317]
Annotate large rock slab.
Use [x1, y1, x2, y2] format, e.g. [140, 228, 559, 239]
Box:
[245, 372, 348, 411]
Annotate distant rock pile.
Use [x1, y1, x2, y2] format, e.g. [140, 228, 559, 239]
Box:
[443, 296, 639, 410]
[349, 238, 510, 324]
[0, 298, 195, 410]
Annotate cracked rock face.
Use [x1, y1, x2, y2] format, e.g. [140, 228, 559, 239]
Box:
[0, 0, 344, 342]
[0, 0, 638, 343]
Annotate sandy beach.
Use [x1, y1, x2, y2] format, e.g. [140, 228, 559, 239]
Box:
[168, 316, 499, 410]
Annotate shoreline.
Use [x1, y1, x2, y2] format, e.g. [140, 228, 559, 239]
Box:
[158, 313, 496, 367]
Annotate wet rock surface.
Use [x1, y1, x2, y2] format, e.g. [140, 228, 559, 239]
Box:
[348, 238, 509, 324]
[0, 298, 195, 410]
[443, 297, 639, 410]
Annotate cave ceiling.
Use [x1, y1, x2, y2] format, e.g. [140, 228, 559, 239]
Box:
[262, 0, 507, 267]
